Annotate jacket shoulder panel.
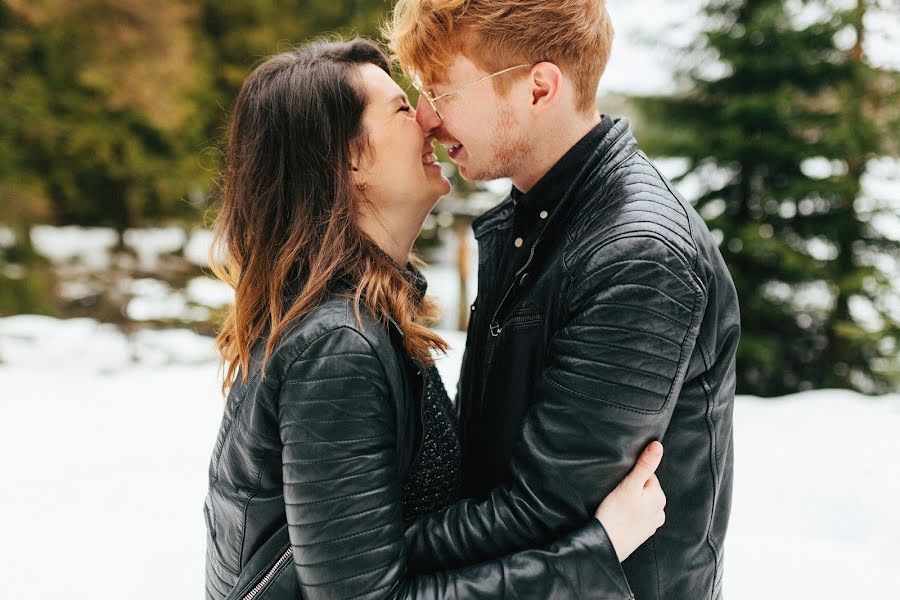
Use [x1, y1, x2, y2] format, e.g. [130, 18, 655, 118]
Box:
[564, 152, 700, 278]
[259, 297, 395, 392]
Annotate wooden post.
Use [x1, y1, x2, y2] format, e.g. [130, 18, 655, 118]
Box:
[455, 219, 470, 331]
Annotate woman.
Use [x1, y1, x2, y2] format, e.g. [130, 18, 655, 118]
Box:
[204, 38, 665, 600]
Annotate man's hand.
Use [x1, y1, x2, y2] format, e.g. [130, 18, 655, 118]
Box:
[594, 441, 666, 562]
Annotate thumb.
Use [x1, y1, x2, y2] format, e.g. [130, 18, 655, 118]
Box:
[624, 441, 663, 490]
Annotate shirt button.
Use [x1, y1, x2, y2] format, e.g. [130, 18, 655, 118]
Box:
[539, 210, 549, 219]
[514, 237, 524, 248]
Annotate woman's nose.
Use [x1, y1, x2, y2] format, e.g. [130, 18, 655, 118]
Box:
[415, 96, 441, 134]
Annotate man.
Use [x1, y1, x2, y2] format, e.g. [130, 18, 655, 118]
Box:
[386, 1, 740, 598]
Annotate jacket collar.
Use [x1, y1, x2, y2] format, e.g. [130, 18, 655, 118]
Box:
[471, 117, 637, 240]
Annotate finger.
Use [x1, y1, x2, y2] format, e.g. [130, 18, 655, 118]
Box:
[643, 472, 660, 491]
[624, 441, 663, 489]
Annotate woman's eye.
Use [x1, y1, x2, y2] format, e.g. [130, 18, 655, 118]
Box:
[398, 105, 411, 113]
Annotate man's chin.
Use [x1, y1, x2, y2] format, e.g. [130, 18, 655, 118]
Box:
[457, 164, 504, 183]
[457, 162, 489, 183]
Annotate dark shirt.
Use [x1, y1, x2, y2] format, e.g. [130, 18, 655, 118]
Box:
[498, 116, 616, 289]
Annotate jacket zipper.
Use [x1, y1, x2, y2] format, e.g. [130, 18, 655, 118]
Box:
[505, 313, 543, 326]
[242, 547, 292, 600]
[488, 280, 517, 337]
[488, 241, 540, 336]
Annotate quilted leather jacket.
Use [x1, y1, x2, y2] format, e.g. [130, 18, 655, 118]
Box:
[203, 295, 635, 599]
[403, 117, 741, 600]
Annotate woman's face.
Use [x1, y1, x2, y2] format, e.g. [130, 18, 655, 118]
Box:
[353, 63, 451, 225]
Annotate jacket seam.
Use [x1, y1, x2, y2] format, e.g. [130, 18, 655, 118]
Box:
[700, 369, 722, 599]
[544, 375, 668, 415]
[290, 521, 392, 548]
[586, 218, 698, 260]
[636, 153, 690, 229]
[640, 152, 701, 274]
[211, 368, 263, 484]
[291, 503, 387, 527]
[571, 231, 695, 285]
[238, 448, 267, 569]
[295, 556, 398, 587]
[652, 535, 661, 599]
[261, 306, 364, 392]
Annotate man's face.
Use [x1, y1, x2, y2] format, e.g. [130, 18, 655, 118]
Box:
[415, 55, 529, 182]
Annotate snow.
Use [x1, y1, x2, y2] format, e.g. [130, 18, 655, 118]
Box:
[124, 278, 211, 322]
[186, 276, 234, 309]
[123, 227, 187, 270]
[30, 225, 118, 269]
[1, 315, 898, 599]
[185, 228, 215, 267]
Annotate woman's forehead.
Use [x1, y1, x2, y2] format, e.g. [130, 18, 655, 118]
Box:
[359, 63, 405, 101]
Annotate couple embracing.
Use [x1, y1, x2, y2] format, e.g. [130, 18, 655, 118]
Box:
[203, 1, 740, 598]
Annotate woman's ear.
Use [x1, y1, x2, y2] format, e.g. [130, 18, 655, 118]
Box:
[349, 165, 368, 192]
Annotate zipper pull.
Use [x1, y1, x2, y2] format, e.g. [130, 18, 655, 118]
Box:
[489, 322, 502, 337]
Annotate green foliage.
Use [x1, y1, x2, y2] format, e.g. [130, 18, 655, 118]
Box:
[0, 0, 392, 232]
[632, 0, 899, 395]
[193, 0, 391, 149]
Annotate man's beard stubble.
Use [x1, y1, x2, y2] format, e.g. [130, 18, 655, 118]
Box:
[462, 103, 529, 183]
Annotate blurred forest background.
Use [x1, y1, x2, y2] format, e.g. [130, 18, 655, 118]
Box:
[0, 0, 898, 395]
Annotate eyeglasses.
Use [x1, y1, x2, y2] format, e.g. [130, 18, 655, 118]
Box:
[411, 64, 531, 121]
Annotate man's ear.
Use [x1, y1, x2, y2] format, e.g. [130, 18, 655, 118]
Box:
[528, 62, 563, 112]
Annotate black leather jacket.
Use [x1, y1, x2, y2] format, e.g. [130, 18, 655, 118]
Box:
[204, 296, 634, 599]
[403, 118, 740, 599]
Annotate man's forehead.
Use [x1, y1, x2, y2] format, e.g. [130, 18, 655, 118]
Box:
[412, 54, 476, 89]
[411, 68, 448, 90]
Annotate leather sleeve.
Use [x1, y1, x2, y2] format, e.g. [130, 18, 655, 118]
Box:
[405, 234, 704, 573]
[278, 326, 634, 599]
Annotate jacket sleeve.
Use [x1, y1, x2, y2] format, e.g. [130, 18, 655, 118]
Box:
[278, 325, 634, 600]
[405, 234, 705, 572]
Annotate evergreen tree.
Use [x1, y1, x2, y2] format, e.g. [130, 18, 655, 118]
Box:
[631, 0, 899, 395]
[194, 0, 391, 146]
[0, 1, 204, 235]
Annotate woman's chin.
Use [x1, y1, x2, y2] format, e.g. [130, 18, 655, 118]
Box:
[436, 176, 451, 196]
[425, 169, 451, 197]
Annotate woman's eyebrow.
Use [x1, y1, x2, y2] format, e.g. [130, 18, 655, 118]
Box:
[390, 93, 409, 105]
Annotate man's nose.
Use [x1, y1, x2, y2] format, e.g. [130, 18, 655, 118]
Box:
[415, 96, 441, 134]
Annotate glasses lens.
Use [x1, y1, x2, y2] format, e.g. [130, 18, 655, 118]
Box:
[412, 75, 442, 121]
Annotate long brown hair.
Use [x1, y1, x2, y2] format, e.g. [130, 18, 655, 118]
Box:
[210, 38, 447, 391]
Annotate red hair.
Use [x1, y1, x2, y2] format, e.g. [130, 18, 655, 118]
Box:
[386, 0, 615, 112]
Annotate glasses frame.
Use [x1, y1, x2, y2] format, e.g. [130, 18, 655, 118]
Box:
[411, 64, 531, 121]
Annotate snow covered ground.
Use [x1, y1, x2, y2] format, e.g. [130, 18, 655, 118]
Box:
[1, 315, 898, 599]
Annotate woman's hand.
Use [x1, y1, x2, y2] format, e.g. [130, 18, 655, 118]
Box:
[594, 441, 666, 562]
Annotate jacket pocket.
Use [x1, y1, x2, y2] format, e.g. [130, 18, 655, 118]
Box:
[475, 311, 546, 484]
[225, 524, 295, 600]
[232, 547, 293, 600]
